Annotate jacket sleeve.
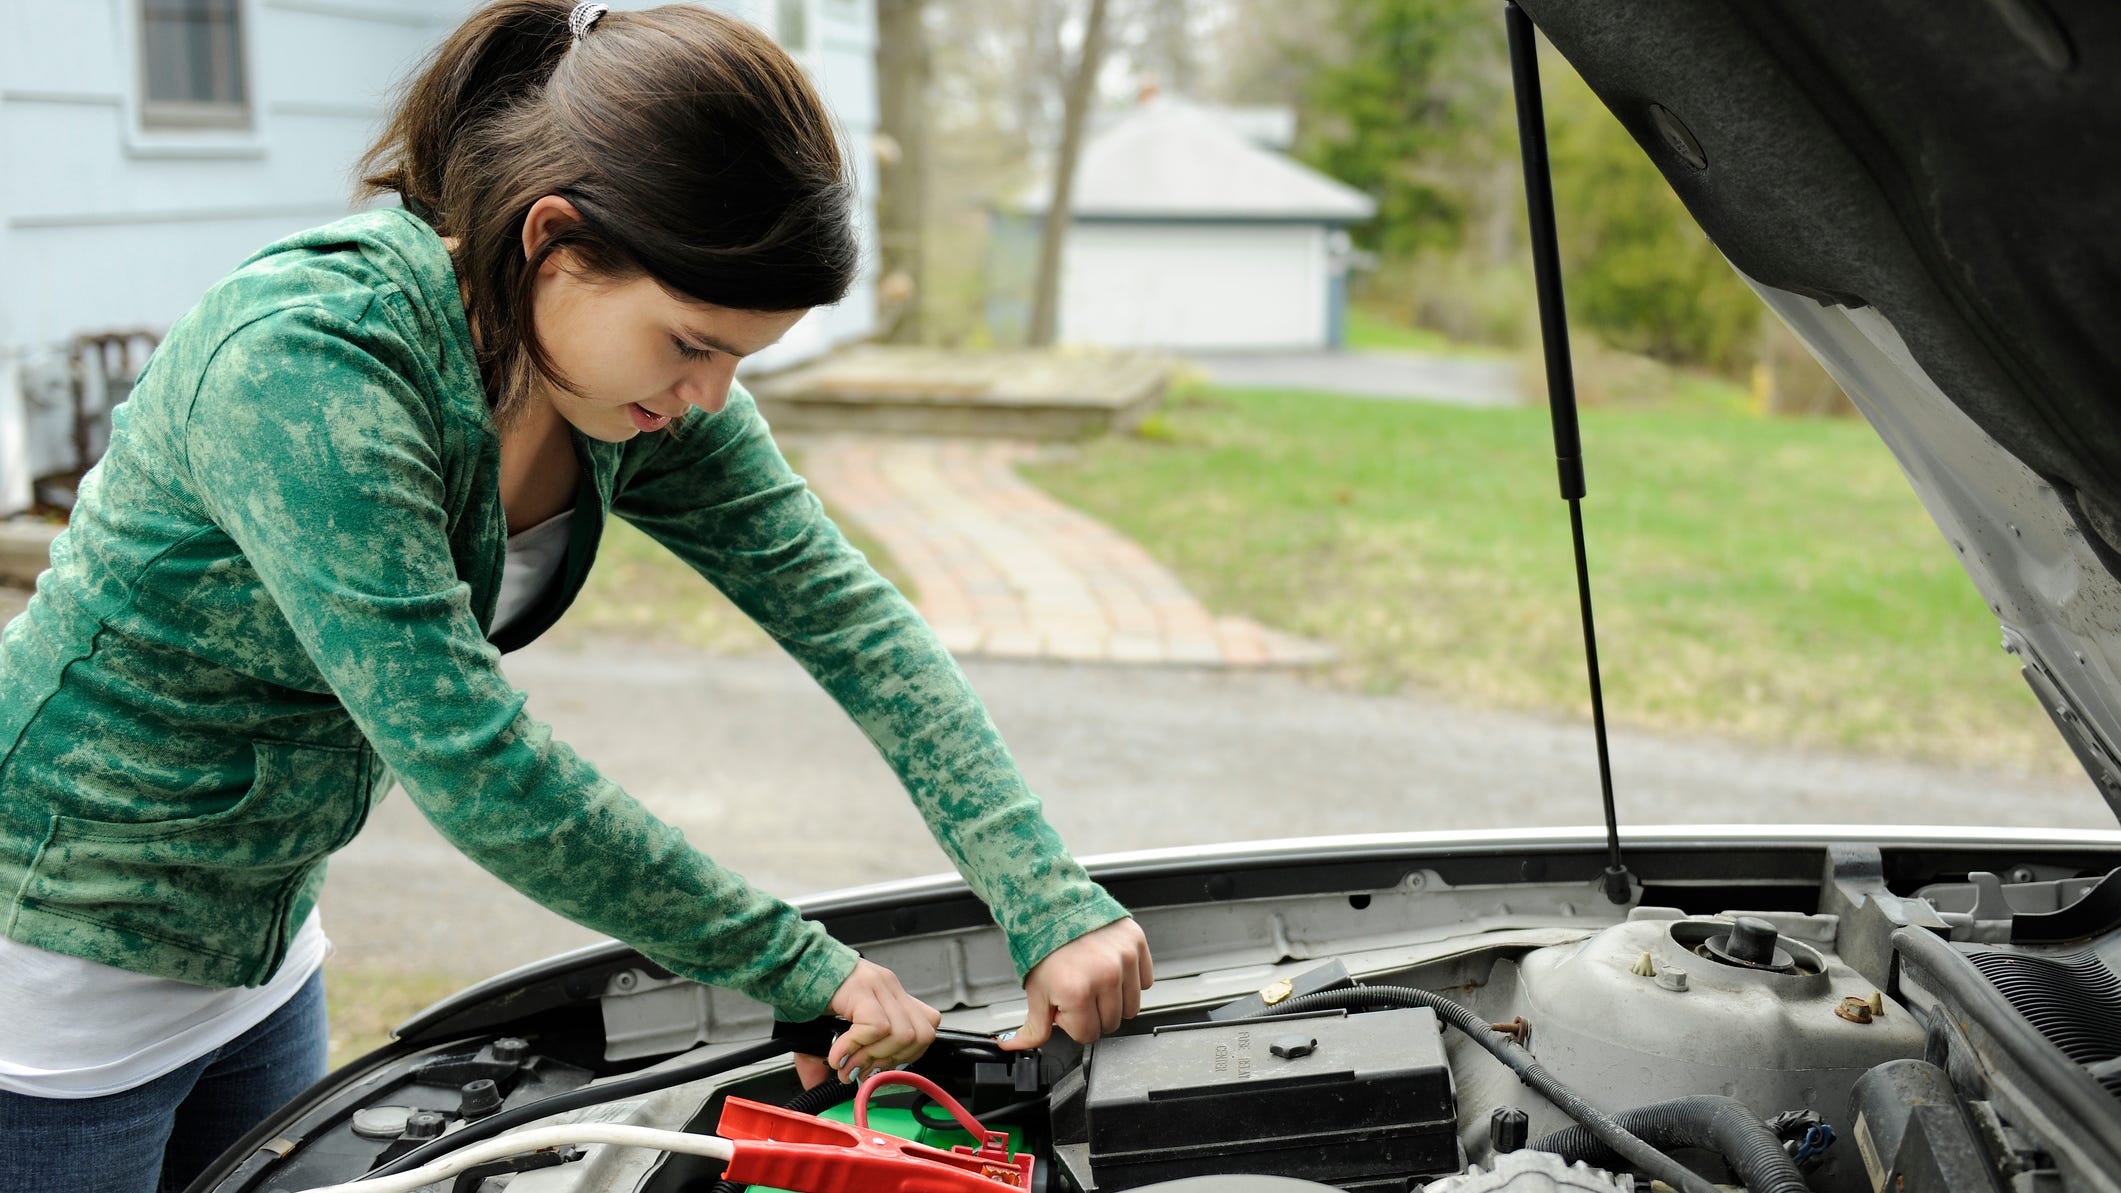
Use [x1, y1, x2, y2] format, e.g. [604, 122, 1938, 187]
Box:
[610, 384, 1130, 980]
[180, 302, 858, 1017]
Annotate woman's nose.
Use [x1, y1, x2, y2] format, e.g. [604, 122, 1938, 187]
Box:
[678, 368, 735, 414]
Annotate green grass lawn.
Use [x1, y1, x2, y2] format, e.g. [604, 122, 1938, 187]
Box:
[541, 449, 914, 654]
[323, 961, 466, 1069]
[1024, 385, 2076, 775]
[1343, 307, 1505, 357]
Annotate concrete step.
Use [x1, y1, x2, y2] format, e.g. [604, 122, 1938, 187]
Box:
[0, 520, 60, 587]
[747, 345, 1171, 440]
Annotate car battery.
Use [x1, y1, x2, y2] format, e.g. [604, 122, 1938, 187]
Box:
[1064, 1007, 1458, 1189]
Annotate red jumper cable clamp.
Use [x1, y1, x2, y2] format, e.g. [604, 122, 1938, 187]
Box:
[714, 1069, 1035, 1193]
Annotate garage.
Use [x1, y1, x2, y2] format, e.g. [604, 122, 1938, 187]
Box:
[1017, 96, 1375, 351]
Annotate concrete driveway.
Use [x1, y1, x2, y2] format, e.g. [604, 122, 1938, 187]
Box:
[1190, 350, 1524, 407]
[319, 636, 2106, 982]
[4, 520, 2105, 988]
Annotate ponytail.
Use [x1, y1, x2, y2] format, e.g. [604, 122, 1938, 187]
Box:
[361, 0, 574, 227]
[359, 1, 856, 421]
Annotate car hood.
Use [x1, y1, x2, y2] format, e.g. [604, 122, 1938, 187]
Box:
[1517, 1, 2121, 820]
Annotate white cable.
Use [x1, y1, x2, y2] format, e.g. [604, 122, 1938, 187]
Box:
[290, 1123, 736, 1193]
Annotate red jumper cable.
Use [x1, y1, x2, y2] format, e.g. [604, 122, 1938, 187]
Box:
[714, 1069, 1036, 1193]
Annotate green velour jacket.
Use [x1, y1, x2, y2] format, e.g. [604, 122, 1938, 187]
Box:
[0, 209, 1126, 1017]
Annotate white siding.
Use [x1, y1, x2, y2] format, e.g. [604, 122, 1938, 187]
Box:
[0, 0, 877, 510]
[734, 0, 880, 376]
[0, 32, 22, 510]
[1059, 222, 1330, 351]
[0, 0, 468, 508]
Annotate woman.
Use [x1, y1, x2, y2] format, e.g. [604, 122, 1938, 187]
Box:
[0, 4, 1151, 1189]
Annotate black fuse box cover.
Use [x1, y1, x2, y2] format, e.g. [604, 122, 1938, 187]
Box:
[1077, 1007, 1457, 1189]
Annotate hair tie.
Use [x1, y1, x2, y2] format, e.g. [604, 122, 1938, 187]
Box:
[568, 2, 609, 42]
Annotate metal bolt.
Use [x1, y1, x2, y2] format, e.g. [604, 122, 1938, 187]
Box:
[613, 970, 639, 992]
[1836, 995, 1875, 1024]
[1655, 966, 1690, 992]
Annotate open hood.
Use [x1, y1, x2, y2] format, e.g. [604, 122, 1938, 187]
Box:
[1516, 1, 2121, 819]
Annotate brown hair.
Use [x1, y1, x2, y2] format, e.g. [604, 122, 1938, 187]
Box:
[360, 1, 855, 419]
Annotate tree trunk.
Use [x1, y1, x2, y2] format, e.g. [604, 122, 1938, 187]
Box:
[876, 0, 931, 343]
[1139, 0, 1197, 96]
[1026, 0, 1110, 348]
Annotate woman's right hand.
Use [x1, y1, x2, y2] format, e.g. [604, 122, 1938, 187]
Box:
[808, 959, 942, 1086]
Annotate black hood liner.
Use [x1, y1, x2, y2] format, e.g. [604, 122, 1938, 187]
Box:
[1515, 1, 2121, 559]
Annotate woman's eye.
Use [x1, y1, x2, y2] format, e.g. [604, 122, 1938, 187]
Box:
[673, 337, 714, 361]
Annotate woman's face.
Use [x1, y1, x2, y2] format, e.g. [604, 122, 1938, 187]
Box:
[519, 197, 808, 442]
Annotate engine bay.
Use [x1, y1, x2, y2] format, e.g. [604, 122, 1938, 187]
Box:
[197, 835, 2121, 1193]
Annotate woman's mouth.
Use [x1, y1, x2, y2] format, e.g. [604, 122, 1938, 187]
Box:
[627, 403, 674, 433]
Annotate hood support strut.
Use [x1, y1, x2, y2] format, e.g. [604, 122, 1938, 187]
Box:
[1505, 0, 1632, 905]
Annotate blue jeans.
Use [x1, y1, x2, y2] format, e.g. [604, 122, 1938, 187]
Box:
[0, 970, 327, 1193]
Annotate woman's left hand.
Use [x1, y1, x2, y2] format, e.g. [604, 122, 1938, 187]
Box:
[999, 918, 1153, 1050]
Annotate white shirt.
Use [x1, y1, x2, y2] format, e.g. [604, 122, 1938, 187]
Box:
[0, 510, 577, 1099]
[493, 510, 575, 634]
[0, 911, 330, 1099]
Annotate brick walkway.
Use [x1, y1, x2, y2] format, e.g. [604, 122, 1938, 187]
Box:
[796, 437, 1334, 667]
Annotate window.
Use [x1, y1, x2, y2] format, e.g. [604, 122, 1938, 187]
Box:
[139, 0, 250, 130]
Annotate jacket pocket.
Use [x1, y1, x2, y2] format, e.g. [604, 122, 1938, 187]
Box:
[18, 737, 376, 986]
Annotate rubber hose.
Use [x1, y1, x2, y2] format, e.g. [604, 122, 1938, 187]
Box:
[360, 1038, 789, 1180]
[911, 1091, 1051, 1132]
[1532, 1095, 1810, 1193]
[1245, 988, 1722, 1193]
[709, 1080, 858, 1193]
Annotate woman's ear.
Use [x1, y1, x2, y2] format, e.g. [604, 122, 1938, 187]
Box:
[521, 195, 585, 274]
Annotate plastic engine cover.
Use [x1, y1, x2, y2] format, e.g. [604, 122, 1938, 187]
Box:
[1052, 1007, 1459, 1190]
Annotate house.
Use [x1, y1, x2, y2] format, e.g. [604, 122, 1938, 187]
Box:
[1005, 95, 1375, 352]
[0, 0, 877, 515]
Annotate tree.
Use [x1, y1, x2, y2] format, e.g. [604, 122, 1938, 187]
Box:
[1026, 0, 1110, 347]
[1298, 0, 1510, 259]
[1298, 0, 1765, 373]
[876, 0, 931, 342]
[1541, 49, 1762, 372]
[1126, 0, 1198, 96]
